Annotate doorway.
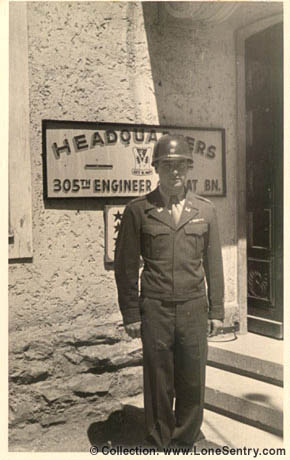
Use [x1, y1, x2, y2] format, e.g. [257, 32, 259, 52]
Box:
[245, 23, 283, 339]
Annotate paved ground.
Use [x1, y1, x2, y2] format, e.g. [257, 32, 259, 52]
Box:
[9, 394, 283, 453]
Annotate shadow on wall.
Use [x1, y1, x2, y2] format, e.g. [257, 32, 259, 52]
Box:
[142, 2, 177, 126]
[44, 195, 132, 212]
[142, 3, 202, 126]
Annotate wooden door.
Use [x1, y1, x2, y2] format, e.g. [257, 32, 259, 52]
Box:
[245, 22, 283, 339]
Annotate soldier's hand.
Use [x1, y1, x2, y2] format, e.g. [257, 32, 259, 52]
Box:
[208, 319, 223, 337]
[124, 321, 141, 339]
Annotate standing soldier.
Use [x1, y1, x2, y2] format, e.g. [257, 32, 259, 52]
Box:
[114, 134, 224, 449]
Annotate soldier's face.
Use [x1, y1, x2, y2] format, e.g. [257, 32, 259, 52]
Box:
[156, 159, 189, 194]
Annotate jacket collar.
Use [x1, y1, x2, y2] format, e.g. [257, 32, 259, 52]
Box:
[176, 192, 200, 230]
[144, 188, 200, 230]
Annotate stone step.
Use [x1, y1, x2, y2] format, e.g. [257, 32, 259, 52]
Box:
[207, 332, 283, 386]
[205, 366, 283, 436]
[203, 409, 284, 450]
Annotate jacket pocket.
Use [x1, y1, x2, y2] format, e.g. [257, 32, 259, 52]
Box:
[184, 222, 208, 257]
[142, 225, 170, 259]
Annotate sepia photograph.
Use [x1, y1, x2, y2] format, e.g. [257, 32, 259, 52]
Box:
[8, 0, 285, 456]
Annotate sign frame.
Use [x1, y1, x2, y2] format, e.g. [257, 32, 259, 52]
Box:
[42, 119, 226, 199]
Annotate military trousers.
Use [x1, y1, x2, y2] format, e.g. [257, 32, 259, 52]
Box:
[140, 296, 208, 449]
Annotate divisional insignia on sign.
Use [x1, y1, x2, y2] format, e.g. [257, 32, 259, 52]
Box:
[132, 147, 153, 176]
[105, 205, 126, 263]
[113, 210, 123, 244]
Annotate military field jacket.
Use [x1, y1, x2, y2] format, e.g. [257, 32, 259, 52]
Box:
[114, 188, 224, 325]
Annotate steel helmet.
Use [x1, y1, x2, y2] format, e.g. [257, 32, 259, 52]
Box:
[151, 134, 193, 166]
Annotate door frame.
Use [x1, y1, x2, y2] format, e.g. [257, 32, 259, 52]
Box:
[235, 14, 283, 335]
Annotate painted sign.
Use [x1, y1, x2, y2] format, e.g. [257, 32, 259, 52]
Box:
[104, 205, 125, 263]
[43, 120, 226, 198]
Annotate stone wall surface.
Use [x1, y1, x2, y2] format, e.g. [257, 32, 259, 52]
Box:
[9, 2, 245, 449]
